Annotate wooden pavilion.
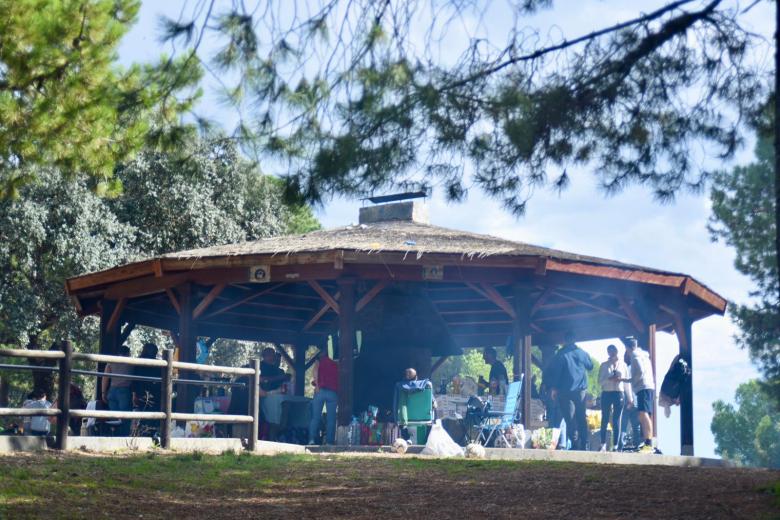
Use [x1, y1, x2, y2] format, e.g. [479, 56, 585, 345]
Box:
[65, 199, 726, 455]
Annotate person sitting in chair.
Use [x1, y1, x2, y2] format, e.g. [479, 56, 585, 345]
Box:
[395, 368, 434, 442]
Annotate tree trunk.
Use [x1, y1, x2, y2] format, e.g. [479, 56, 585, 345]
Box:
[28, 336, 57, 400]
[775, 0, 780, 302]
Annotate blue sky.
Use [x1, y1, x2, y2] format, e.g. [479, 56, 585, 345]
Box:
[119, 1, 773, 457]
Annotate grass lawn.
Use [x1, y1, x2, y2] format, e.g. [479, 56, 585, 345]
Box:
[0, 451, 778, 519]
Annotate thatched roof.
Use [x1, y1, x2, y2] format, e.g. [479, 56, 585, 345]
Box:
[161, 219, 674, 276]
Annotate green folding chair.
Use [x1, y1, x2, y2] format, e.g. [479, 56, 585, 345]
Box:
[396, 382, 434, 444]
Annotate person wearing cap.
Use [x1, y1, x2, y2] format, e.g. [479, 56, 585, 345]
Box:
[598, 344, 628, 452]
[623, 338, 656, 453]
[547, 331, 593, 450]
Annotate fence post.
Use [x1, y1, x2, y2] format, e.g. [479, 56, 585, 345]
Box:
[249, 359, 261, 452]
[55, 341, 72, 450]
[161, 349, 174, 449]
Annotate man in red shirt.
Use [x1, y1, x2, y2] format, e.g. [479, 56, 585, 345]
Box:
[308, 352, 339, 445]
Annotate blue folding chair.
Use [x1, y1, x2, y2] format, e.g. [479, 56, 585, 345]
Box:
[477, 377, 523, 447]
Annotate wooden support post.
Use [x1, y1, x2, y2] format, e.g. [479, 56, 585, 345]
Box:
[249, 358, 261, 452]
[294, 344, 307, 396]
[646, 323, 658, 442]
[677, 316, 694, 456]
[161, 349, 174, 449]
[97, 300, 119, 401]
[176, 283, 197, 413]
[523, 334, 532, 425]
[513, 285, 533, 426]
[55, 341, 72, 450]
[337, 278, 356, 426]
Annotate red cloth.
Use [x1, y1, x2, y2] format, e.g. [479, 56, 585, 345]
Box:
[317, 356, 339, 393]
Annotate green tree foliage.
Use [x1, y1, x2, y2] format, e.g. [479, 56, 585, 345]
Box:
[711, 380, 780, 468]
[111, 139, 297, 256]
[0, 170, 136, 349]
[0, 136, 319, 402]
[162, 1, 763, 212]
[0, 0, 201, 195]
[709, 132, 779, 405]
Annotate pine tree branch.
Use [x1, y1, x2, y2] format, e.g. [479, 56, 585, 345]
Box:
[441, 0, 719, 91]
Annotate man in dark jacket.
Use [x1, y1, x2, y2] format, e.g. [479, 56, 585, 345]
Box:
[547, 331, 593, 450]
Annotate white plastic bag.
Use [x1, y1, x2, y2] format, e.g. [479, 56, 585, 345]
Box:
[421, 420, 464, 457]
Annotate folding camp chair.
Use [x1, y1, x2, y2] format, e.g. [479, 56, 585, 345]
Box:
[477, 377, 523, 448]
[395, 380, 434, 444]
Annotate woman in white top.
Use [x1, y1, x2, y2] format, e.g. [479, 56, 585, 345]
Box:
[597, 344, 628, 452]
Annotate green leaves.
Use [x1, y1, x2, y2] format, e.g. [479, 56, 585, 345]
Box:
[709, 125, 779, 407]
[711, 380, 780, 468]
[0, 0, 201, 193]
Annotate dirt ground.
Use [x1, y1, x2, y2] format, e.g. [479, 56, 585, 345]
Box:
[0, 451, 778, 519]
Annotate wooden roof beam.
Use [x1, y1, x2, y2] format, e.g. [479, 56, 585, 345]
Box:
[308, 280, 340, 314]
[355, 279, 389, 312]
[193, 284, 227, 319]
[203, 283, 285, 319]
[552, 290, 629, 322]
[617, 295, 646, 332]
[165, 289, 181, 315]
[303, 292, 341, 332]
[464, 282, 517, 319]
[105, 298, 126, 332]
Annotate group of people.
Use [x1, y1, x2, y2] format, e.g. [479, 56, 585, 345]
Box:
[544, 333, 656, 453]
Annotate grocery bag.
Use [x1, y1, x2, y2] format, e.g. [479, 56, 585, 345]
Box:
[420, 420, 464, 457]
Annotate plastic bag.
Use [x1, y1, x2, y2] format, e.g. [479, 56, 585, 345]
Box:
[420, 420, 464, 457]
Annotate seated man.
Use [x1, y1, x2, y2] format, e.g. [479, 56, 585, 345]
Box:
[22, 389, 53, 436]
[260, 347, 290, 393]
[394, 368, 434, 442]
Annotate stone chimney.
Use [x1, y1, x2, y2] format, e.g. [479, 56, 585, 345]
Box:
[358, 200, 429, 225]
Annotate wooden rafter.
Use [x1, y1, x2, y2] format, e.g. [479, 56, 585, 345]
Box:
[431, 356, 449, 375]
[530, 288, 554, 316]
[305, 350, 322, 370]
[355, 279, 388, 312]
[193, 284, 227, 319]
[617, 295, 645, 332]
[308, 280, 340, 314]
[274, 345, 295, 367]
[552, 291, 629, 321]
[203, 283, 284, 319]
[165, 289, 181, 315]
[105, 298, 127, 332]
[464, 282, 517, 319]
[119, 322, 135, 345]
[303, 292, 341, 332]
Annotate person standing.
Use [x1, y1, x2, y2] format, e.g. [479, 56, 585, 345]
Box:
[102, 346, 133, 436]
[132, 343, 163, 437]
[623, 338, 656, 453]
[598, 344, 628, 452]
[308, 352, 339, 445]
[547, 331, 593, 450]
[480, 347, 509, 395]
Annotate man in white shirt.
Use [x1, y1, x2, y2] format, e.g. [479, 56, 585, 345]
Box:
[597, 344, 628, 452]
[624, 338, 656, 453]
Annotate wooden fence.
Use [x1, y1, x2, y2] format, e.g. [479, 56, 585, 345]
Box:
[0, 341, 262, 450]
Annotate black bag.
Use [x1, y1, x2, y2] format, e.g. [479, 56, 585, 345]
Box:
[660, 356, 691, 402]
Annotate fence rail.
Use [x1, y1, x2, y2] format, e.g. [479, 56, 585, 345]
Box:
[0, 342, 262, 451]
